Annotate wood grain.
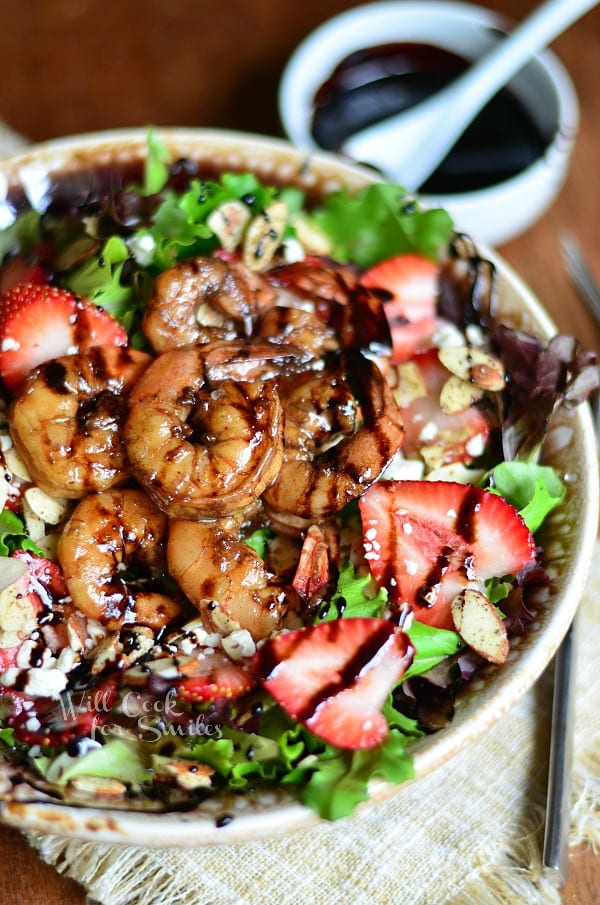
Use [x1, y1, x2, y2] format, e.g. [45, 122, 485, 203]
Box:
[0, 1, 598, 902]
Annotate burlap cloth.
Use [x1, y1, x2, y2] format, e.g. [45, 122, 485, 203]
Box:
[19, 543, 597, 905]
[1, 124, 598, 904]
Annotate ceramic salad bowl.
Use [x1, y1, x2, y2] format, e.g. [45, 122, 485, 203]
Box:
[0, 128, 597, 846]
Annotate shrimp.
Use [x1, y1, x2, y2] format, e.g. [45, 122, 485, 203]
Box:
[256, 306, 339, 358]
[142, 255, 275, 353]
[167, 519, 293, 642]
[262, 351, 405, 523]
[265, 260, 393, 360]
[8, 346, 151, 499]
[123, 344, 285, 520]
[57, 488, 183, 630]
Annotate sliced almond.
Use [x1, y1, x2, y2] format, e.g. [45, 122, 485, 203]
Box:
[153, 758, 214, 792]
[425, 463, 486, 484]
[0, 565, 38, 647]
[69, 775, 128, 798]
[201, 599, 241, 636]
[439, 375, 484, 415]
[291, 214, 333, 256]
[3, 446, 31, 481]
[0, 556, 27, 591]
[119, 625, 156, 668]
[419, 443, 448, 472]
[438, 346, 505, 392]
[206, 200, 251, 251]
[22, 500, 46, 542]
[23, 487, 70, 525]
[90, 633, 124, 674]
[393, 360, 428, 408]
[451, 588, 509, 664]
[242, 200, 288, 271]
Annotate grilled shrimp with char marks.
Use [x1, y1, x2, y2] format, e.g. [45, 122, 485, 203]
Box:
[58, 488, 183, 630]
[8, 346, 151, 499]
[263, 352, 405, 526]
[167, 518, 295, 642]
[123, 342, 289, 520]
[142, 255, 275, 353]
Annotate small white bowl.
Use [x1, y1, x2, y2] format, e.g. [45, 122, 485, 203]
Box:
[279, 1, 579, 246]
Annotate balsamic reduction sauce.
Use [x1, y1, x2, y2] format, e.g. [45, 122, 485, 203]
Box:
[312, 42, 552, 194]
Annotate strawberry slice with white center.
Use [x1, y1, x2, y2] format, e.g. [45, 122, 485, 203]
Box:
[255, 618, 414, 749]
[0, 282, 128, 393]
[176, 648, 256, 703]
[394, 348, 491, 468]
[359, 480, 536, 631]
[360, 254, 442, 362]
[9, 675, 119, 747]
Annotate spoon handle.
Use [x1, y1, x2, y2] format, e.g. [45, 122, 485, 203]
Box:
[344, 0, 597, 190]
[447, 0, 597, 127]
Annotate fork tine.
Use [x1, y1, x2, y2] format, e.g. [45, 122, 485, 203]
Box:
[560, 234, 600, 327]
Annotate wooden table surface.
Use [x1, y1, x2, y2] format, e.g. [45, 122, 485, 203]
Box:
[0, 1, 598, 902]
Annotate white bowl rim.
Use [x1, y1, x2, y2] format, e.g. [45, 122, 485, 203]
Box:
[0, 126, 597, 847]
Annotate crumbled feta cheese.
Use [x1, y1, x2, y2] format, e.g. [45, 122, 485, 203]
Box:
[381, 452, 424, 481]
[431, 321, 464, 348]
[221, 629, 256, 661]
[128, 233, 157, 267]
[25, 667, 68, 698]
[465, 433, 486, 458]
[418, 421, 439, 442]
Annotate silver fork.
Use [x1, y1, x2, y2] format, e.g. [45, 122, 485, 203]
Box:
[543, 235, 600, 884]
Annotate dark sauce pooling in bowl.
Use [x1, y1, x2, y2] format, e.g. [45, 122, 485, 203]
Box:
[312, 42, 552, 194]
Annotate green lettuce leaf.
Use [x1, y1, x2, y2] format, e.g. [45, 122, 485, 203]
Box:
[243, 526, 272, 559]
[312, 183, 454, 267]
[484, 461, 565, 533]
[143, 128, 172, 195]
[315, 561, 388, 622]
[0, 510, 44, 556]
[0, 727, 16, 747]
[187, 726, 281, 789]
[66, 235, 135, 319]
[404, 620, 464, 679]
[288, 728, 415, 821]
[0, 209, 41, 260]
[36, 737, 151, 786]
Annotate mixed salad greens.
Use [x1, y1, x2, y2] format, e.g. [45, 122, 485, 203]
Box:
[0, 132, 597, 823]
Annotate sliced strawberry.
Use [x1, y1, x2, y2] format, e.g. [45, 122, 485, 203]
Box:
[395, 349, 491, 467]
[255, 618, 414, 749]
[388, 316, 443, 363]
[176, 648, 256, 702]
[0, 645, 19, 671]
[361, 254, 439, 322]
[359, 480, 536, 630]
[360, 254, 441, 362]
[12, 550, 68, 609]
[8, 675, 119, 747]
[0, 282, 128, 393]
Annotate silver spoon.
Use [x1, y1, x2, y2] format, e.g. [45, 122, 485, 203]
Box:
[342, 0, 598, 191]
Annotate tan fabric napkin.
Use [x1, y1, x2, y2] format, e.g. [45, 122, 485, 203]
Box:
[25, 544, 600, 905]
